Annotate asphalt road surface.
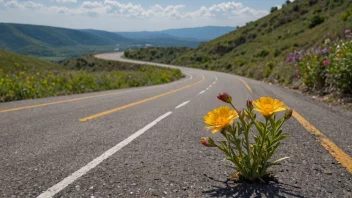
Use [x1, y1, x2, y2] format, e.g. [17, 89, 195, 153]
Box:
[1, 52, 351, 197]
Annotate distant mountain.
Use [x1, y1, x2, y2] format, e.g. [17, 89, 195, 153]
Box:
[0, 23, 133, 57]
[117, 26, 236, 41]
[163, 26, 236, 41]
[0, 23, 201, 59]
[117, 32, 178, 40]
[81, 29, 133, 43]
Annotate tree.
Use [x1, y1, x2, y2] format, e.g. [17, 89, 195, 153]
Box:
[270, 6, 278, 13]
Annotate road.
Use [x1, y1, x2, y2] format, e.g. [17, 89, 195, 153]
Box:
[1, 52, 351, 197]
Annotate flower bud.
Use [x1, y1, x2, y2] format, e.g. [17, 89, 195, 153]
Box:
[200, 137, 216, 147]
[284, 108, 293, 120]
[217, 93, 232, 103]
[200, 137, 210, 147]
[246, 99, 253, 109]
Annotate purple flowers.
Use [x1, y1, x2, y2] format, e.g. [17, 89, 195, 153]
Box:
[321, 48, 329, 54]
[286, 52, 301, 63]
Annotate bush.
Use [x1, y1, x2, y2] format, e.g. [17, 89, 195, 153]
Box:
[286, 30, 352, 93]
[308, 0, 318, 6]
[265, 62, 275, 77]
[309, 15, 325, 28]
[270, 7, 278, 13]
[256, 49, 270, 58]
[292, 4, 299, 12]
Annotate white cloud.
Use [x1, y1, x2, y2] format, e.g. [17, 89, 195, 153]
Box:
[186, 2, 267, 19]
[1, 1, 268, 20]
[0, 1, 269, 30]
[82, 1, 103, 9]
[56, 0, 77, 3]
[4, 0, 43, 9]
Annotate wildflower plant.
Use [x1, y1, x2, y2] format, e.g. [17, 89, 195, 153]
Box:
[201, 93, 292, 182]
[287, 30, 352, 93]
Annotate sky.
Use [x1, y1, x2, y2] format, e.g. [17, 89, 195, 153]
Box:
[0, 0, 289, 31]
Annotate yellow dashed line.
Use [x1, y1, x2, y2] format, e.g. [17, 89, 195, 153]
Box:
[238, 78, 253, 94]
[292, 111, 352, 174]
[0, 92, 122, 113]
[79, 75, 205, 122]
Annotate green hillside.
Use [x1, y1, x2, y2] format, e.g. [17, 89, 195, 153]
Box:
[126, 0, 352, 85]
[0, 23, 201, 61]
[0, 49, 63, 73]
[0, 23, 129, 59]
[0, 50, 183, 102]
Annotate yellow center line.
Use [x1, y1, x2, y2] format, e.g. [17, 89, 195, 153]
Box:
[292, 111, 352, 174]
[238, 78, 253, 94]
[79, 75, 205, 122]
[0, 92, 122, 113]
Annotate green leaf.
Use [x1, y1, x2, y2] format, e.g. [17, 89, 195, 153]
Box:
[270, 156, 290, 166]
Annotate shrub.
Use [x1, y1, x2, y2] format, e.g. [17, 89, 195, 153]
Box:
[309, 15, 325, 28]
[256, 49, 270, 58]
[341, 10, 352, 21]
[309, 0, 318, 6]
[265, 62, 275, 77]
[270, 7, 278, 13]
[286, 30, 352, 93]
[292, 4, 299, 12]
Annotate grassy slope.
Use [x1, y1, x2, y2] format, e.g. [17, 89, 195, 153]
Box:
[0, 23, 125, 58]
[126, 0, 352, 85]
[124, 47, 192, 64]
[0, 49, 64, 73]
[0, 50, 184, 102]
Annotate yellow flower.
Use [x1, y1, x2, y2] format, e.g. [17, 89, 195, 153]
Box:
[204, 106, 239, 134]
[337, 54, 341, 57]
[253, 97, 287, 117]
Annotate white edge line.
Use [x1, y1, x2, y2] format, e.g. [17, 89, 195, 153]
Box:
[199, 90, 205, 95]
[37, 111, 173, 198]
[215, 76, 218, 81]
[184, 72, 193, 80]
[175, 101, 190, 109]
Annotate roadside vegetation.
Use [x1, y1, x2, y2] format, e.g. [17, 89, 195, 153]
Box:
[287, 31, 352, 94]
[0, 50, 183, 102]
[125, 0, 352, 95]
[124, 47, 191, 64]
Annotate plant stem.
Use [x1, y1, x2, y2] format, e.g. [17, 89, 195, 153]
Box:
[252, 119, 268, 178]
